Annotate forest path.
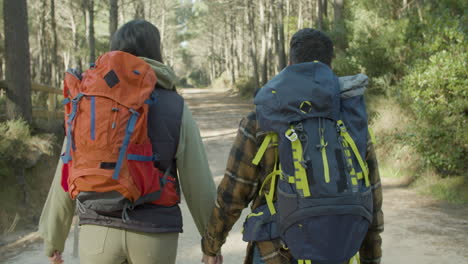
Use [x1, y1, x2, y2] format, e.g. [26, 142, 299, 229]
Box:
[2, 88, 468, 264]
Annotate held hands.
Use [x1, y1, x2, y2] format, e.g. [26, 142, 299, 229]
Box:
[202, 254, 223, 264]
[49, 251, 64, 264]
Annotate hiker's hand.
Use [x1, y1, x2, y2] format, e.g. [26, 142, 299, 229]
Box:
[202, 254, 223, 264]
[49, 251, 63, 264]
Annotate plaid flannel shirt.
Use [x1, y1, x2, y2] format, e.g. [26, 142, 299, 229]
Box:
[202, 112, 384, 264]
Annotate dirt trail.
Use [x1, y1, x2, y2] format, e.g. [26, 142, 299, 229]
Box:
[1, 89, 467, 264]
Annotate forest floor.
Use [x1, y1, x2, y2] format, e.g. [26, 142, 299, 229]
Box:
[1, 88, 467, 264]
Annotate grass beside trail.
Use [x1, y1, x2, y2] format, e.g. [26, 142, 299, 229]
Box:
[417, 175, 468, 204]
[370, 97, 468, 204]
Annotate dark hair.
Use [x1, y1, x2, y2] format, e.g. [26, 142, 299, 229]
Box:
[289, 28, 333, 66]
[110, 19, 163, 63]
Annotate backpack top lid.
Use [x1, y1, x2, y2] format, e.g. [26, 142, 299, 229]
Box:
[339, 73, 368, 98]
[254, 61, 341, 134]
[78, 51, 157, 110]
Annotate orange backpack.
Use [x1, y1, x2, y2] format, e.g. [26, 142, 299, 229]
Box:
[61, 51, 179, 215]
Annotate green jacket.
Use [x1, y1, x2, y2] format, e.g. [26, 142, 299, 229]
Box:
[38, 58, 217, 256]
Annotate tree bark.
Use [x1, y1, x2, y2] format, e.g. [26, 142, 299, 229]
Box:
[322, 0, 328, 17]
[84, 0, 96, 62]
[39, 0, 51, 85]
[229, 14, 238, 83]
[68, 0, 82, 70]
[245, 0, 260, 88]
[276, 0, 287, 70]
[333, 0, 347, 51]
[3, 0, 33, 123]
[50, 0, 59, 87]
[316, 0, 324, 30]
[109, 0, 118, 40]
[134, 0, 145, 19]
[259, 0, 268, 85]
[160, 0, 167, 57]
[297, 0, 304, 30]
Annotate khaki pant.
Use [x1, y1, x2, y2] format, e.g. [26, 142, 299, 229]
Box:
[79, 224, 179, 264]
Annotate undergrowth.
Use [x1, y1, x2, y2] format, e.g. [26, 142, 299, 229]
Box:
[369, 96, 468, 204]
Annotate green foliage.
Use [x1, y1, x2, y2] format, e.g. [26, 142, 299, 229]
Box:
[188, 68, 210, 87]
[0, 119, 54, 176]
[343, 6, 408, 80]
[394, 0, 467, 175]
[401, 45, 467, 175]
[424, 176, 468, 204]
[235, 76, 257, 97]
[340, 0, 467, 177]
[0, 119, 58, 231]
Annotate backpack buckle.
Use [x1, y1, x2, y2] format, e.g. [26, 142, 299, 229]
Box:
[129, 108, 140, 116]
[337, 122, 347, 133]
[285, 129, 298, 142]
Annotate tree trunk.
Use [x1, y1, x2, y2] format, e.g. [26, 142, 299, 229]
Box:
[160, 0, 167, 58]
[134, 0, 145, 19]
[50, 0, 59, 87]
[229, 14, 238, 83]
[84, 0, 96, 62]
[316, 0, 324, 30]
[245, 0, 260, 89]
[223, 15, 232, 84]
[0, 29, 3, 80]
[333, 0, 347, 51]
[322, 0, 328, 17]
[119, 0, 125, 24]
[3, 0, 32, 123]
[308, 0, 315, 27]
[0, 57, 3, 80]
[39, 0, 51, 85]
[69, 0, 82, 71]
[259, 0, 268, 85]
[276, 0, 287, 70]
[285, 0, 290, 45]
[297, 0, 304, 30]
[109, 0, 118, 40]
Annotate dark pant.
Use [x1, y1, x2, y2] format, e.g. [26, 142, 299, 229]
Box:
[252, 246, 353, 264]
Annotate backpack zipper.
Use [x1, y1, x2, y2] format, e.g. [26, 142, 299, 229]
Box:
[318, 118, 330, 183]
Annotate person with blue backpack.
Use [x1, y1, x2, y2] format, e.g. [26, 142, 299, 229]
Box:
[201, 28, 383, 264]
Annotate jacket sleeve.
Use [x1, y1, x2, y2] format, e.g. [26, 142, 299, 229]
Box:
[359, 137, 384, 264]
[175, 103, 217, 236]
[201, 113, 261, 256]
[38, 140, 76, 257]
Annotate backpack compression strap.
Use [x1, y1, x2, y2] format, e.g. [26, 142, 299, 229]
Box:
[285, 127, 311, 197]
[62, 93, 85, 164]
[368, 127, 376, 145]
[253, 133, 279, 215]
[112, 109, 140, 180]
[337, 120, 370, 187]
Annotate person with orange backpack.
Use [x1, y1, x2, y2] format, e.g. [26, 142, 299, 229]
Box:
[39, 20, 221, 264]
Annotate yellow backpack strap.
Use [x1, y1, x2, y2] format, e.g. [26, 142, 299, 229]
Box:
[368, 127, 376, 145]
[252, 133, 277, 165]
[264, 171, 279, 215]
[286, 128, 311, 197]
[257, 141, 280, 215]
[348, 252, 361, 264]
[337, 120, 370, 187]
[246, 211, 264, 219]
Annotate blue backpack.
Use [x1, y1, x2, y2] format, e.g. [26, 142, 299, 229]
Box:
[243, 62, 372, 264]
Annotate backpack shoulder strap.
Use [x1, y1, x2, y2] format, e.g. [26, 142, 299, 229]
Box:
[252, 133, 277, 165]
